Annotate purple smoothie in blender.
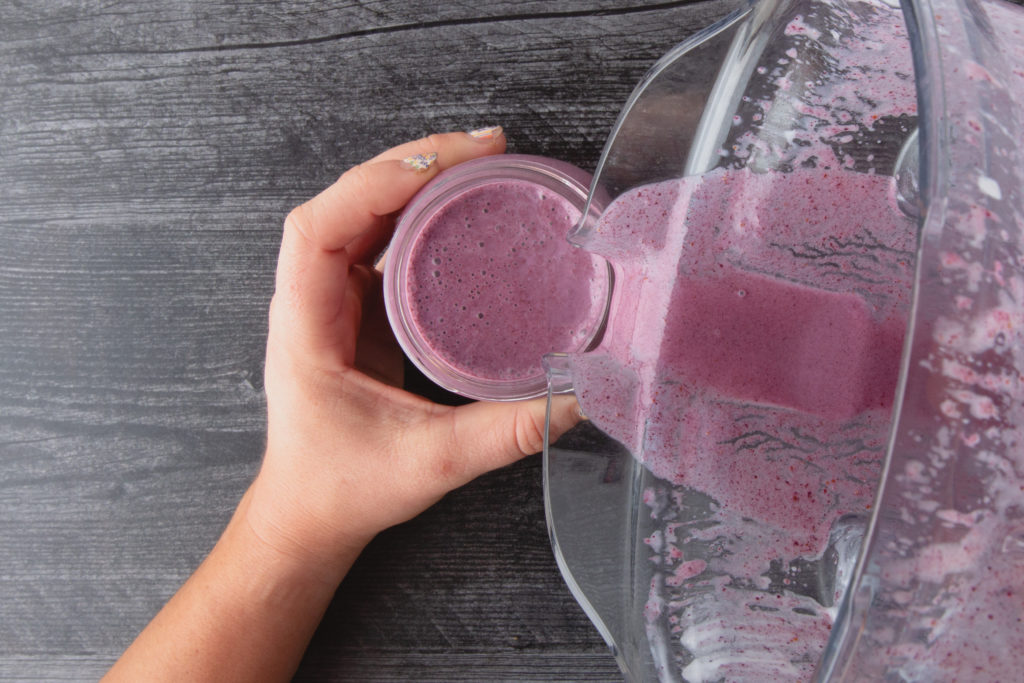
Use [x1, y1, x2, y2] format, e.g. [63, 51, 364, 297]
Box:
[543, 0, 1024, 679]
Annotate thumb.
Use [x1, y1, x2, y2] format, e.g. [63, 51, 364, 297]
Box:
[448, 393, 584, 482]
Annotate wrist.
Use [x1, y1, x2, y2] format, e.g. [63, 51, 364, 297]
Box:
[108, 482, 353, 683]
[236, 476, 371, 589]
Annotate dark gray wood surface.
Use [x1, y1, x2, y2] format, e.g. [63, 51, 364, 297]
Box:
[0, 1, 733, 680]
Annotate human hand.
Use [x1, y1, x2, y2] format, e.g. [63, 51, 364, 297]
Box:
[247, 130, 583, 581]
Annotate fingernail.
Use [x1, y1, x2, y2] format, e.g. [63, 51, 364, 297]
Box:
[401, 152, 438, 172]
[468, 125, 503, 141]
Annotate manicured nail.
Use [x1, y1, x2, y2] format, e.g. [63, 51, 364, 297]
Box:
[468, 125, 503, 141]
[401, 152, 437, 172]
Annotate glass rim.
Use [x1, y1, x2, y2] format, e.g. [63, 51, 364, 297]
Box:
[384, 154, 612, 401]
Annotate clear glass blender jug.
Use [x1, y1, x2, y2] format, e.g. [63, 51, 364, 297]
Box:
[542, 0, 1024, 679]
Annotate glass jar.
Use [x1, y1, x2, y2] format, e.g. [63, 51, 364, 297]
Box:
[384, 154, 612, 401]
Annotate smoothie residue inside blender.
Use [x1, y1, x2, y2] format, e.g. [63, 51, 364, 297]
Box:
[568, 0, 919, 678]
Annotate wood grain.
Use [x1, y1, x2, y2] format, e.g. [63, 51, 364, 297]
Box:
[0, 1, 735, 680]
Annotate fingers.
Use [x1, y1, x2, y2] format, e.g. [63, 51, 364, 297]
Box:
[269, 242, 354, 363]
[282, 158, 424, 259]
[443, 394, 584, 484]
[337, 264, 375, 365]
[368, 128, 505, 166]
[284, 129, 506, 258]
[351, 267, 406, 387]
[273, 129, 505, 365]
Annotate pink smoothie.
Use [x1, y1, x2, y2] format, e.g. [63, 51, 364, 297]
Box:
[571, 164, 917, 679]
[575, 166, 914, 491]
[555, 0, 929, 672]
[406, 179, 607, 382]
[845, 2, 1024, 679]
[659, 269, 904, 421]
[558, 0, 1024, 676]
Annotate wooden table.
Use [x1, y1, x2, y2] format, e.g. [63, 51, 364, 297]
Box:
[0, 1, 732, 680]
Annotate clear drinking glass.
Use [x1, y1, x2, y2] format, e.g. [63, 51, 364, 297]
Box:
[384, 154, 610, 401]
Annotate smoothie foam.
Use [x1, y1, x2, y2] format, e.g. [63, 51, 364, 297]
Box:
[403, 177, 607, 385]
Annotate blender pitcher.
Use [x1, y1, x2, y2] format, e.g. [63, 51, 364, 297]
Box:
[542, 0, 1024, 679]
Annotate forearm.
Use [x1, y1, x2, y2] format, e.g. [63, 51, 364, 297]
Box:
[104, 482, 361, 683]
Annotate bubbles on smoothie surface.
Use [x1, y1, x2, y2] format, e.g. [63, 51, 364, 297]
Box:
[406, 180, 605, 380]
